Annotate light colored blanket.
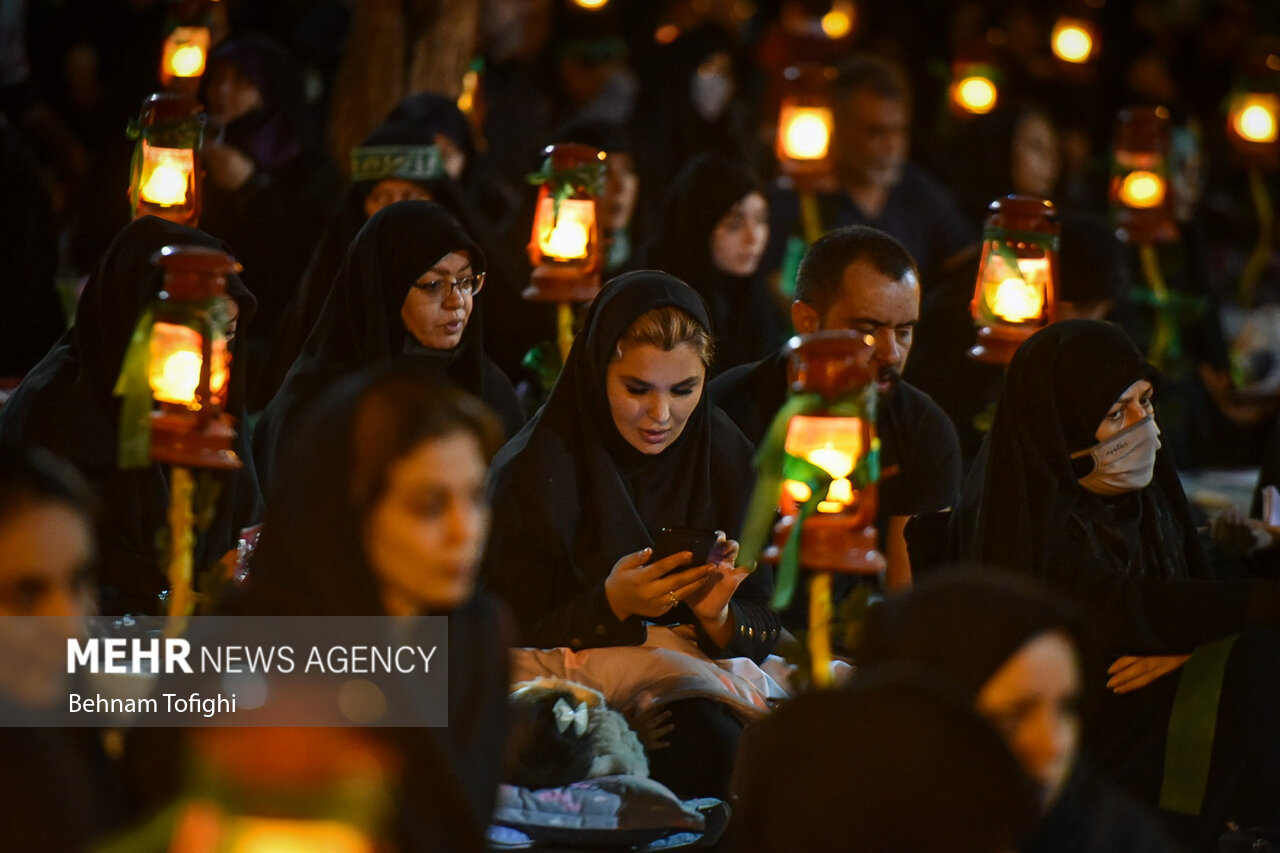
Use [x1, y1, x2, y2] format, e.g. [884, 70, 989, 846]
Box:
[510, 625, 792, 722]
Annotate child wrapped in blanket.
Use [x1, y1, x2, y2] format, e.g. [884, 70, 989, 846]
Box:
[504, 678, 650, 789]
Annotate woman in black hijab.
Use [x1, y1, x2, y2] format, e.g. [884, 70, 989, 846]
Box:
[252, 370, 506, 851]
[630, 23, 759, 237]
[0, 216, 261, 617]
[726, 664, 1041, 853]
[253, 200, 523, 490]
[482, 270, 781, 798]
[127, 370, 508, 853]
[200, 33, 341, 367]
[643, 154, 785, 377]
[859, 569, 1184, 853]
[935, 102, 1062, 229]
[254, 117, 525, 410]
[963, 319, 1280, 849]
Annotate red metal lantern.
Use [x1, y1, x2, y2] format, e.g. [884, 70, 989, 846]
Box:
[775, 64, 837, 189]
[1051, 17, 1098, 65]
[160, 25, 211, 89]
[1226, 48, 1280, 172]
[1110, 106, 1179, 244]
[968, 196, 1060, 365]
[776, 332, 883, 575]
[129, 93, 206, 226]
[147, 245, 242, 470]
[525, 143, 606, 304]
[950, 61, 1000, 117]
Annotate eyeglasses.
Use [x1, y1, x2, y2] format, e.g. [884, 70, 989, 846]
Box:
[410, 270, 485, 301]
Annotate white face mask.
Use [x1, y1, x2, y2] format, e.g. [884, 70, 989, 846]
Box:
[690, 70, 732, 121]
[1070, 415, 1161, 496]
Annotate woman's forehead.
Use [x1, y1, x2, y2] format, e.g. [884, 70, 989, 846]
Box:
[1113, 378, 1153, 403]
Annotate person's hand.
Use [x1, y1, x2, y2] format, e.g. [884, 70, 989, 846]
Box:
[203, 141, 256, 191]
[626, 695, 674, 751]
[1106, 655, 1190, 694]
[1210, 507, 1274, 557]
[683, 534, 747, 622]
[604, 547, 712, 622]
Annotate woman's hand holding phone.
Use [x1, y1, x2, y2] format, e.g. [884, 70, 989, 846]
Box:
[604, 547, 714, 622]
[685, 533, 747, 645]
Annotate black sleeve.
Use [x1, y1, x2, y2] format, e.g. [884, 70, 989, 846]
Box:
[694, 563, 782, 663]
[880, 388, 963, 517]
[480, 518, 646, 651]
[478, 359, 527, 439]
[1049, 527, 1280, 654]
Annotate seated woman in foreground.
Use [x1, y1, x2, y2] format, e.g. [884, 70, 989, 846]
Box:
[125, 371, 509, 852]
[962, 319, 1280, 849]
[482, 270, 782, 799]
[858, 568, 1186, 853]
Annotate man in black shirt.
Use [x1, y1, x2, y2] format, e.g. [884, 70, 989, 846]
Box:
[710, 225, 961, 590]
[763, 54, 975, 296]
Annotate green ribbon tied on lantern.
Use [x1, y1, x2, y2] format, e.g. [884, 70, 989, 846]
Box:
[737, 388, 880, 611]
[526, 156, 606, 224]
[113, 298, 229, 470]
[974, 226, 1059, 327]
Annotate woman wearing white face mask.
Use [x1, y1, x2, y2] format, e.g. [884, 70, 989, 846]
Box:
[963, 319, 1280, 850]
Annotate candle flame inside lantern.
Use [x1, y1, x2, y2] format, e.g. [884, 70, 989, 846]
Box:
[150, 323, 228, 407]
[536, 198, 593, 260]
[821, 7, 853, 39]
[162, 27, 210, 80]
[1052, 21, 1093, 63]
[170, 44, 206, 78]
[955, 76, 998, 114]
[1234, 98, 1279, 144]
[807, 448, 855, 479]
[992, 277, 1043, 322]
[1119, 170, 1165, 208]
[218, 816, 373, 852]
[781, 107, 833, 160]
[140, 146, 194, 206]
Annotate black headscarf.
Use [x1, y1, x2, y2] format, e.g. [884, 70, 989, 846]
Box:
[490, 270, 754, 554]
[970, 319, 1206, 582]
[859, 567, 1096, 702]
[855, 569, 1194, 853]
[939, 102, 1052, 227]
[0, 216, 261, 615]
[206, 34, 312, 172]
[630, 22, 756, 236]
[254, 120, 522, 411]
[198, 369, 504, 853]
[387, 93, 478, 181]
[726, 665, 1041, 853]
[254, 201, 522, 490]
[643, 154, 784, 376]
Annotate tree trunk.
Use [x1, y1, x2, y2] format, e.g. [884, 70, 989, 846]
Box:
[328, 0, 479, 175]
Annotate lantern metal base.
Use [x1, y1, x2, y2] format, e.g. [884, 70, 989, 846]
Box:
[1115, 213, 1179, 246]
[150, 411, 243, 470]
[967, 325, 1036, 365]
[523, 268, 601, 304]
[800, 518, 885, 574]
[773, 514, 885, 575]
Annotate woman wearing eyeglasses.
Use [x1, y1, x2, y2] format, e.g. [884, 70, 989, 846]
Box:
[253, 200, 524, 490]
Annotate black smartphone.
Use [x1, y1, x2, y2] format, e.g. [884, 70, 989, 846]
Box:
[653, 527, 721, 566]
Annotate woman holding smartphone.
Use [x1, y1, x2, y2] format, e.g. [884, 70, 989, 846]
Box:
[482, 270, 781, 799]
